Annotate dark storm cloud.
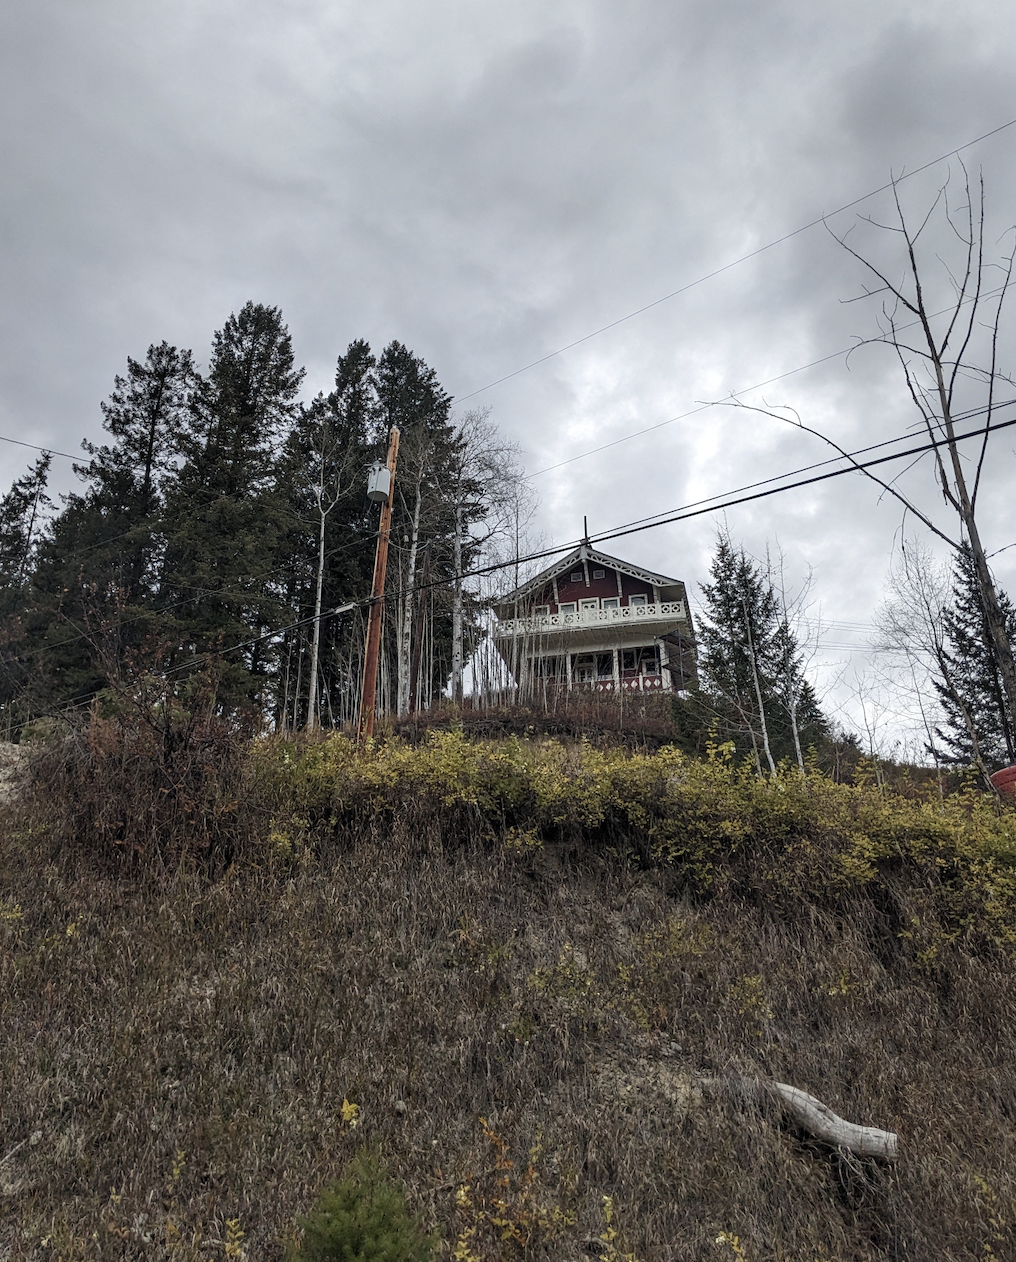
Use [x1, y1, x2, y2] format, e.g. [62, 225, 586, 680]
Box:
[2, 0, 1016, 736]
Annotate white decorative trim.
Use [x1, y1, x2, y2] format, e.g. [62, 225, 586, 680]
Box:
[495, 601, 687, 637]
[499, 546, 684, 604]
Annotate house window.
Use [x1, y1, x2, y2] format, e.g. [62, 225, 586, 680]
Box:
[570, 572, 583, 583]
[558, 602, 577, 614]
[534, 605, 549, 617]
[592, 568, 605, 579]
[629, 594, 648, 608]
[602, 597, 619, 610]
[579, 599, 599, 613]
[636, 646, 660, 674]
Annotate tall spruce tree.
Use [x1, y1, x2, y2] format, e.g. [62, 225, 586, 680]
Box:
[0, 455, 53, 723]
[160, 302, 304, 713]
[932, 544, 1016, 767]
[75, 341, 195, 598]
[693, 531, 825, 770]
[0, 454, 52, 597]
[25, 344, 195, 709]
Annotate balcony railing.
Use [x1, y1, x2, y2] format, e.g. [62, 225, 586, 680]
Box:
[494, 601, 686, 638]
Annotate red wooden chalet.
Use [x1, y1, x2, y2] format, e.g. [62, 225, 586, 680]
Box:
[493, 544, 696, 693]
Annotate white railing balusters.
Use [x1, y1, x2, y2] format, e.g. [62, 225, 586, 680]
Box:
[494, 601, 686, 638]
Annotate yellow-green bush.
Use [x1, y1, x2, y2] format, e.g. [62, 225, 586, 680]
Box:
[256, 730, 1016, 949]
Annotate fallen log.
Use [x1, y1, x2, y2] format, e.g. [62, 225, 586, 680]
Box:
[702, 1075, 898, 1159]
[758, 1079, 898, 1159]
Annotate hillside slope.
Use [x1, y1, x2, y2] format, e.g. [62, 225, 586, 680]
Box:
[2, 729, 1015, 1260]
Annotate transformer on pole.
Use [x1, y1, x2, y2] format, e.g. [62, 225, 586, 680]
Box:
[358, 427, 400, 740]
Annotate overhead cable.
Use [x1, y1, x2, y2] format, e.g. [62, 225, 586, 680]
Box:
[455, 116, 1016, 405]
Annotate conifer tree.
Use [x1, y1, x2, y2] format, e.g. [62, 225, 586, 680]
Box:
[373, 342, 459, 714]
[695, 531, 825, 770]
[0, 453, 52, 596]
[75, 341, 196, 596]
[0, 455, 53, 721]
[932, 544, 1016, 767]
[160, 302, 304, 713]
[24, 344, 195, 709]
[295, 1154, 436, 1261]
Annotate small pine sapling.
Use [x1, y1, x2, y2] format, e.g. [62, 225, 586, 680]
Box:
[293, 1154, 437, 1262]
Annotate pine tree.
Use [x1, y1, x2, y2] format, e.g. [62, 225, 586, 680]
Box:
[0, 454, 52, 596]
[0, 455, 53, 723]
[68, 341, 196, 599]
[23, 344, 195, 710]
[294, 1154, 436, 1261]
[932, 544, 1016, 767]
[695, 532, 825, 770]
[160, 302, 304, 713]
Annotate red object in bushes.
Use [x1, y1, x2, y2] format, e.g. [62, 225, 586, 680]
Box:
[989, 765, 1016, 796]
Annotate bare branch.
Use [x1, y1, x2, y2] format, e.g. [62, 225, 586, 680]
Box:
[710, 398, 959, 548]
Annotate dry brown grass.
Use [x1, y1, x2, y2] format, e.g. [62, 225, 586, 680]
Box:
[1, 728, 1015, 1260]
[392, 694, 681, 752]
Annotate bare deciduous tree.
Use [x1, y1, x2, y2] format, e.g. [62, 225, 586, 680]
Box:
[716, 170, 1016, 764]
[875, 539, 992, 782]
[446, 409, 534, 704]
[833, 168, 1016, 747]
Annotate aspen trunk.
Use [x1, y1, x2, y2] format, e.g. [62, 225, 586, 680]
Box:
[307, 502, 326, 730]
[396, 483, 422, 716]
[744, 603, 776, 775]
[916, 209, 1016, 747]
[451, 504, 464, 704]
[930, 358, 1016, 738]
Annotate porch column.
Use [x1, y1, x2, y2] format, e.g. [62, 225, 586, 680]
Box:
[612, 647, 620, 692]
[658, 640, 673, 692]
[565, 652, 573, 693]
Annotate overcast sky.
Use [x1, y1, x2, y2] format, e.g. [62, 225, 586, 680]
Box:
[3, 0, 1016, 748]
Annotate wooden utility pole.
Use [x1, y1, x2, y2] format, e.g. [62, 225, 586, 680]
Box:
[358, 427, 400, 739]
[408, 542, 431, 716]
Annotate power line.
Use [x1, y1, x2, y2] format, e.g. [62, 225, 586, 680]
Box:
[589, 410, 1016, 551]
[1, 534, 381, 669]
[459, 405, 1016, 585]
[0, 435, 77, 461]
[18, 405, 1016, 696]
[6, 118, 1015, 488]
[528, 281, 1012, 479]
[590, 393, 1016, 540]
[455, 116, 1016, 405]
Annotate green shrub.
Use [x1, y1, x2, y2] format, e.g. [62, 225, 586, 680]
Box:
[293, 1155, 437, 1262]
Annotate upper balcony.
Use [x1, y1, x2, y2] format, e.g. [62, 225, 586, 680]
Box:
[494, 600, 688, 640]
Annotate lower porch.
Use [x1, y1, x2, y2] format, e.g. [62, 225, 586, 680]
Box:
[527, 645, 670, 693]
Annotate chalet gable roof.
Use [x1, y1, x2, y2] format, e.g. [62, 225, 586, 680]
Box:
[495, 545, 685, 607]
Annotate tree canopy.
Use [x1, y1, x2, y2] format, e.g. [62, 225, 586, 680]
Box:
[0, 304, 523, 731]
[678, 531, 827, 770]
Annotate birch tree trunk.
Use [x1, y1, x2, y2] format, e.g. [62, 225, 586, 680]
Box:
[788, 689, 805, 771]
[744, 602, 776, 775]
[744, 1079, 898, 1159]
[396, 481, 423, 716]
[307, 500, 326, 730]
[451, 504, 464, 704]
